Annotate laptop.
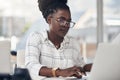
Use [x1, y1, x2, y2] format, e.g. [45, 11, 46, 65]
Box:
[0, 40, 11, 75]
[88, 43, 120, 80]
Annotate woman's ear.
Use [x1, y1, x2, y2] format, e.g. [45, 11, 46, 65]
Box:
[47, 15, 52, 24]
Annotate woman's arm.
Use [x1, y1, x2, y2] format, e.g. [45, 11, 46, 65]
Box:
[39, 66, 82, 78]
[25, 32, 44, 76]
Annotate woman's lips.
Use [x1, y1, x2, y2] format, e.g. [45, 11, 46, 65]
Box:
[60, 29, 68, 33]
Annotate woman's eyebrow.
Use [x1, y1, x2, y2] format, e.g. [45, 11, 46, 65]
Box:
[58, 17, 71, 21]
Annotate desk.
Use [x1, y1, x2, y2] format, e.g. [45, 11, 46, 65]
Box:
[32, 75, 88, 80]
[31, 72, 89, 80]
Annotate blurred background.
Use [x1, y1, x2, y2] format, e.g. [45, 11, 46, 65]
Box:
[0, 0, 120, 62]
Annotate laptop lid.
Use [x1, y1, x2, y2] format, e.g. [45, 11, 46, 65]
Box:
[88, 43, 120, 80]
[0, 40, 11, 74]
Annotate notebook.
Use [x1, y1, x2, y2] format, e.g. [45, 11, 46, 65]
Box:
[0, 40, 11, 75]
[88, 43, 120, 80]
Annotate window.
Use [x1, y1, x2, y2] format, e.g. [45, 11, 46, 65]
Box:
[103, 0, 120, 42]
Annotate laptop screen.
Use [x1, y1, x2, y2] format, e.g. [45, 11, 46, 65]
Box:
[88, 43, 120, 80]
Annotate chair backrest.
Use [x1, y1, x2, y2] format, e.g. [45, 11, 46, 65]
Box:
[17, 50, 25, 68]
[0, 40, 11, 74]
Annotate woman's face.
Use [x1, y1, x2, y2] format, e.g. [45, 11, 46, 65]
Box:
[48, 9, 71, 38]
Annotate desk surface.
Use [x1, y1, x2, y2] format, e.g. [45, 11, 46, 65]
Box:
[32, 72, 89, 80]
[32, 75, 88, 80]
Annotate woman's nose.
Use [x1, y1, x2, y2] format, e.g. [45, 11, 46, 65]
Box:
[62, 21, 70, 27]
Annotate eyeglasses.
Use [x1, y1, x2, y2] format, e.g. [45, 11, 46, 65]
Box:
[53, 17, 75, 28]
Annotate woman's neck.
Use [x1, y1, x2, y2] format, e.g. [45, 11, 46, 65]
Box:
[47, 31, 63, 48]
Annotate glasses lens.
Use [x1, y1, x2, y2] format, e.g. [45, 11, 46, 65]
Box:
[56, 18, 75, 28]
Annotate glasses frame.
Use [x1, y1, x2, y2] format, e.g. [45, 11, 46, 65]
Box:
[53, 17, 76, 28]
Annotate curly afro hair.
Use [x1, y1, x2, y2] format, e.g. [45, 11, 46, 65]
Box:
[38, 0, 70, 22]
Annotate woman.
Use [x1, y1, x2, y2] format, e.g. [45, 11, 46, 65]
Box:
[25, 0, 92, 79]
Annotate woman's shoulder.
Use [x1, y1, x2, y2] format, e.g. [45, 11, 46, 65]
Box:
[65, 35, 80, 46]
[27, 30, 48, 42]
[29, 31, 47, 38]
[65, 35, 79, 42]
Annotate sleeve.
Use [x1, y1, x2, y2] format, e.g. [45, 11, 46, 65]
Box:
[25, 32, 45, 76]
[72, 38, 86, 67]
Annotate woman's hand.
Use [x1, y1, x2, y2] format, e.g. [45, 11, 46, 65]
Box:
[56, 66, 85, 78]
[69, 66, 86, 76]
[83, 63, 92, 72]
